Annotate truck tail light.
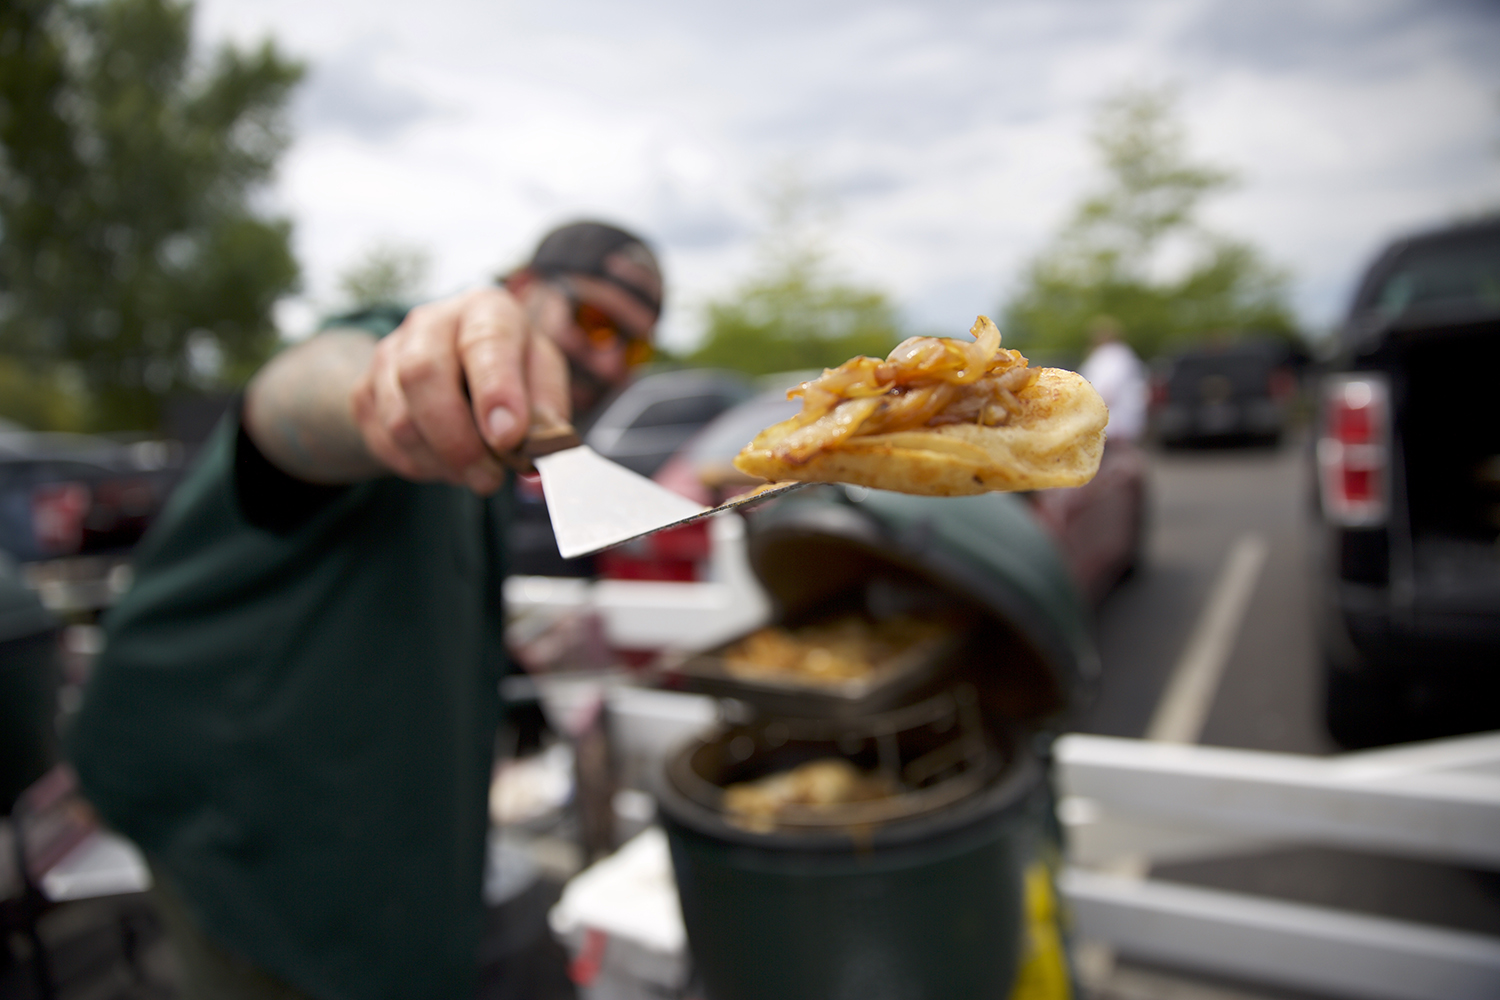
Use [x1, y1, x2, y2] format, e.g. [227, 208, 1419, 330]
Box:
[1317, 375, 1389, 526]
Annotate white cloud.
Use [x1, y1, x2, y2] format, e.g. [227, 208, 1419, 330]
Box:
[193, 0, 1500, 350]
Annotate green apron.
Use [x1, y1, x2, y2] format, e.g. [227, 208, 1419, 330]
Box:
[68, 411, 509, 1000]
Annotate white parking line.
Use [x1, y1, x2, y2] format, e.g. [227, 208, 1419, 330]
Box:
[1078, 532, 1271, 994]
[1146, 533, 1270, 745]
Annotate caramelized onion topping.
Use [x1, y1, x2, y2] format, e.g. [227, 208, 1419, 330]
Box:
[778, 316, 1035, 464]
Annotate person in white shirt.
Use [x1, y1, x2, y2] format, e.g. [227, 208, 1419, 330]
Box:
[1078, 316, 1148, 442]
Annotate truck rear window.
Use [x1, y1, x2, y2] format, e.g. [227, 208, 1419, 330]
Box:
[1367, 230, 1500, 317]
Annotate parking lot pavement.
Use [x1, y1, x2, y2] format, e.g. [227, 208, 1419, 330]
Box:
[1075, 437, 1329, 754]
[1073, 435, 1500, 997]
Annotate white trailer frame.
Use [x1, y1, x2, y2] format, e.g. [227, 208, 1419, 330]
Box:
[1055, 731, 1500, 1000]
[503, 512, 771, 654]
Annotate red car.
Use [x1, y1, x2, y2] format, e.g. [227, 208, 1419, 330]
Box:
[1024, 439, 1147, 604]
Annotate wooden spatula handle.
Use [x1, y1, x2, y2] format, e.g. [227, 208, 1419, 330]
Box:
[522, 419, 579, 458]
[461, 368, 581, 473]
[522, 407, 582, 458]
[490, 406, 581, 474]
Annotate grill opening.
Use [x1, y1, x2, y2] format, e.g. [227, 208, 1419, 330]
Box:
[669, 684, 1003, 830]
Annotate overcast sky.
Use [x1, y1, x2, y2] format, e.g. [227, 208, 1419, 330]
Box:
[193, 0, 1500, 351]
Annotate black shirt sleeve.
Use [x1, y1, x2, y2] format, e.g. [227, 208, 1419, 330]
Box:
[233, 407, 350, 534]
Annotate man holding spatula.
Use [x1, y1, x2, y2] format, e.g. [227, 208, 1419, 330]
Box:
[68, 222, 662, 1000]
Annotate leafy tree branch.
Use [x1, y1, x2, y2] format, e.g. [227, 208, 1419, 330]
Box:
[1002, 86, 1297, 360]
[0, 0, 303, 430]
[690, 172, 904, 376]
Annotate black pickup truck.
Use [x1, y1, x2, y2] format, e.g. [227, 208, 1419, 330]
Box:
[1315, 217, 1500, 747]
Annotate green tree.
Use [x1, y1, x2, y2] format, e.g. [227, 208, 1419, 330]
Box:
[0, 357, 88, 430]
[338, 240, 431, 309]
[690, 176, 904, 376]
[1001, 87, 1297, 360]
[0, 0, 303, 431]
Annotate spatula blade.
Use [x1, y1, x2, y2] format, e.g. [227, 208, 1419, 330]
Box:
[536, 446, 710, 559]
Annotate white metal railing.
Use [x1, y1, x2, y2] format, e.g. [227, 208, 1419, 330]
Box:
[1056, 731, 1500, 1000]
[504, 513, 770, 653]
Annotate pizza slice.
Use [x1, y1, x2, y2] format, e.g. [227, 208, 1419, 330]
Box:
[733, 316, 1107, 495]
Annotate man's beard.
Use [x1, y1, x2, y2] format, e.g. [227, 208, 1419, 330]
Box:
[567, 353, 617, 420]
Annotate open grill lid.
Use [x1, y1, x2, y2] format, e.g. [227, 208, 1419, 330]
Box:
[743, 486, 1097, 724]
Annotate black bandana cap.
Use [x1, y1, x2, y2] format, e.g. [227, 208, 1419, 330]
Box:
[526, 221, 663, 317]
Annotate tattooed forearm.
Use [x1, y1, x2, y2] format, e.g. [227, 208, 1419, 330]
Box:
[243, 330, 385, 484]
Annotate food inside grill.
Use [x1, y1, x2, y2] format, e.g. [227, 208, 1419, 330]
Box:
[721, 615, 947, 687]
[722, 758, 898, 831]
[733, 315, 1107, 495]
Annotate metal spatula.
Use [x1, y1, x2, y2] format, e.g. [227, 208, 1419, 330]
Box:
[508, 415, 808, 560]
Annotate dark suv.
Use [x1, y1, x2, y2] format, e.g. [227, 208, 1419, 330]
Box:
[1315, 217, 1500, 747]
[1151, 338, 1301, 447]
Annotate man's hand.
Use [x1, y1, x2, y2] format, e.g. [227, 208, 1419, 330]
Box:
[244, 286, 569, 492]
[351, 287, 570, 495]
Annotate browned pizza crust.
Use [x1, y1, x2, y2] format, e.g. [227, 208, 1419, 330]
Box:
[733, 328, 1107, 495]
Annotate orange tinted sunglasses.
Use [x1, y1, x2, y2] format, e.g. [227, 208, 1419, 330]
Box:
[571, 298, 654, 367]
